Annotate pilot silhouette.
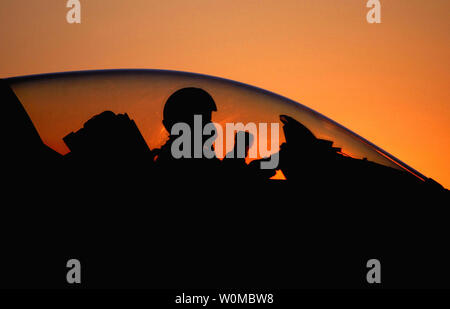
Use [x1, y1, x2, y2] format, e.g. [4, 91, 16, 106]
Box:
[162, 87, 217, 133]
[154, 87, 222, 181]
[154, 87, 278, 183]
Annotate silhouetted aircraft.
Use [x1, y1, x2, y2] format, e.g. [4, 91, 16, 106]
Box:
[278, 114, 444, 193]
[0, 71, 448, 289]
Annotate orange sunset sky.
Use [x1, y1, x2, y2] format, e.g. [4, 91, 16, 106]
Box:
[0, 0, 449, 188]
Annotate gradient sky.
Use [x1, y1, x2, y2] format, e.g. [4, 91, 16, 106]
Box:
[1, 0, 449, 188]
